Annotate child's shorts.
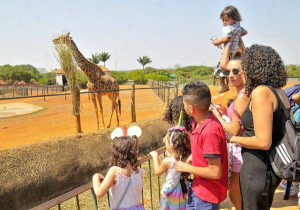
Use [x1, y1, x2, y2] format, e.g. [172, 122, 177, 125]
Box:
[186, 189, 219, 210]
[231, 144, 243, 173]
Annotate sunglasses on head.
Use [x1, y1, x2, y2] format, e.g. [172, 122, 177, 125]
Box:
[223, 68, 240, 76]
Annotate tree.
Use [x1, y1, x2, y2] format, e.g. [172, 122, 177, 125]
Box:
[99, 52, 111, 67]
[137, 56, 152, 72]
[88, 53, 101, 64]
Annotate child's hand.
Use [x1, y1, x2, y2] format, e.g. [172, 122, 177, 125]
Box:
[213, 40, 220, 46]
[176, 161, 188, 172]
[150, 151, 158, 159]
[93, 173, 105, 181]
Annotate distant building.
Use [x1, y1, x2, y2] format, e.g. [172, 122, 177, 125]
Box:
[55, 69, 67, 86]
[99, 65, 110, 75]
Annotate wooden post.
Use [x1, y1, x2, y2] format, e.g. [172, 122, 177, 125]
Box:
[167, 87, 170, 107]
[174, 84, 178, 97]
[131, 84, 136, 122]
[158, 83, 160, 98]
[37, 87, 38, 95]
[47, 87, 48, 94]
[12, 88, 14, 98]
[31, 88, 32, 96]
[163, 86, 166, 103]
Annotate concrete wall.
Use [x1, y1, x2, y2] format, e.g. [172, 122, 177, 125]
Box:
[0, 117, 169, 210]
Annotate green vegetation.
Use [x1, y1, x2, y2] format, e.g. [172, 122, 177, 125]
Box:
[286, 65, 300, 78]
[88, 53, 101, 64]
[1, 63, 299, 86]
[99, 52, 111, 67]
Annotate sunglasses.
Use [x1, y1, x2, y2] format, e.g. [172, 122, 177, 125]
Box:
[223, 68, 240, 76]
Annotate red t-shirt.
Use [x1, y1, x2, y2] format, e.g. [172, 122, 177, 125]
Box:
[190, 112, 228, 204]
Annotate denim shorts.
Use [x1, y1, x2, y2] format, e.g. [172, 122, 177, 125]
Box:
[186, 189, 219, 210]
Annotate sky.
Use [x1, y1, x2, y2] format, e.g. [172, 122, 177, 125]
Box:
[1, 0, 300, 71]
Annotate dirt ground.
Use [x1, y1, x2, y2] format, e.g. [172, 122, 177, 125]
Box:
[0, 85, 167, 149]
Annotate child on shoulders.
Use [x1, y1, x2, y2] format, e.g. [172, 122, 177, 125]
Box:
[176, 81, 228, 210]
[92, 126, 145, 210]
[212, 5, 247, 94]
[150, 125, 191, 210]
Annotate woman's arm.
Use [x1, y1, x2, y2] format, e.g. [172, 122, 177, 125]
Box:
[230, 86, 274, 150]
[219, 34, 237, 69]
[224, 93, 250, 135]
[150, 151, 171, 176]
[92, 167, 117, 198]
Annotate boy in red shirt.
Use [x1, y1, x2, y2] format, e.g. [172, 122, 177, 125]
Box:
[176, 81, 228, 210]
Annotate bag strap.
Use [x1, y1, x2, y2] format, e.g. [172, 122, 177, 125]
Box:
[267, 86, 291, 120]
[284, 181, 292, 200]
[115, 170, 135, 209]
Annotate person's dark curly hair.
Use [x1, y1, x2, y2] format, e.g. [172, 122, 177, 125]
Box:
[110, 136, 138, 170]
[163, 96, 194, 132]
[168, 130, 191, 160]
[241, 44, 287, 96]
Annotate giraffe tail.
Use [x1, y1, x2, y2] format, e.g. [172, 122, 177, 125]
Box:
[118, 97, 121, 116]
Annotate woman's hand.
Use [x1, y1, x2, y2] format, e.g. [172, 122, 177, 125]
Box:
[216, 104, 227, 115]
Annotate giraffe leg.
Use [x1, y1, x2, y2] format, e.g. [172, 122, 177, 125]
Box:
[96, 93, 105, 128]
[91, 93, 100, 130]
[107, 93, 118, 128]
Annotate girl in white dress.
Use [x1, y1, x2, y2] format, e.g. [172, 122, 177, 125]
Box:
[93, 126, 144, 210]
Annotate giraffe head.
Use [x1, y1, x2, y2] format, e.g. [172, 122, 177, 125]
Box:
[52, 32, 72, 45]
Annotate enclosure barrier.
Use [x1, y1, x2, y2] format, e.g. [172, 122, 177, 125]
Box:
[31, 147, 166, 210]
[0, 85, 64, 99]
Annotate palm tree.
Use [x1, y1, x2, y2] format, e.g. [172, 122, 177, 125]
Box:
[137, 56, 152, 72]
[99, 52, 111, 67]
[88, 53, 101, 64]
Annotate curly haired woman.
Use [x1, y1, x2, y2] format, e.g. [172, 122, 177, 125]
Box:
[228, 44, 290, 210]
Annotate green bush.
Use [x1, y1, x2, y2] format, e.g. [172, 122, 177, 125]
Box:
[110, 71, 128, 84]
[38, 78, 48, 85]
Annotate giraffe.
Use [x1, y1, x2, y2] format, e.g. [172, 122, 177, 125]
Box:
[53, 32, 121, 129]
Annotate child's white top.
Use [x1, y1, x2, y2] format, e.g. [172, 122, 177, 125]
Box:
[161, 157, 181, 196]
[109, 167, 144, 209]
[222, 21, 246, 52]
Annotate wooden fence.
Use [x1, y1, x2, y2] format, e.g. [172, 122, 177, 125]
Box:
[148, 80, 177, 108]
[0, 85, 64, 98]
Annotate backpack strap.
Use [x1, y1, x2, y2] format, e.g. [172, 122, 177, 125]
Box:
[267, 86, 292, 121]
[284, 181, 292, 200]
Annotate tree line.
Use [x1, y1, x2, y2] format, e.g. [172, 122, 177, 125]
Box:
[0, 62, 299, 86]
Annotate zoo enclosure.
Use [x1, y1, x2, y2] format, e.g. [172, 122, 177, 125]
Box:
[0, 85, 64, 98]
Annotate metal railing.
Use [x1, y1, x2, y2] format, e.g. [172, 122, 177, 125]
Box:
[31, 147, 166, 210]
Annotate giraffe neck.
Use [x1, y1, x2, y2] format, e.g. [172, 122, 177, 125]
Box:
[68, 40, 105, 79]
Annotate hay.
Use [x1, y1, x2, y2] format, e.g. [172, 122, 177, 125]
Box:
[0, 117, 169, 210]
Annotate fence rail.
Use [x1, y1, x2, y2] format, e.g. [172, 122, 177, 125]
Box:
[31, 147, 166, 210]
[0, 85, 64, 98]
